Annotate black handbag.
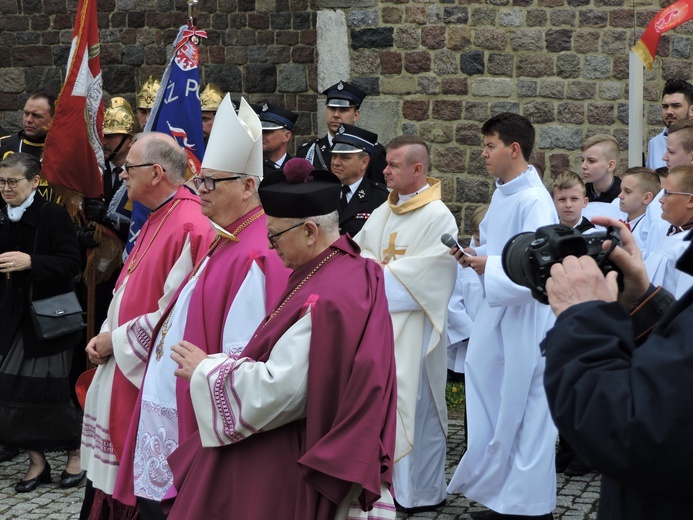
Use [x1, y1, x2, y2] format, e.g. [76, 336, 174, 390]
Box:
[28, 203, 85, 340]
[30, 290, 85, 340]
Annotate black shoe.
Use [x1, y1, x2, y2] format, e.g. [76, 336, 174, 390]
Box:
[470, 510, 500, 520]
[394, 498, 446, 513]
[15, 463, 52, 493]
[59, 469, 86, 488]
[0, 445, 19, 463]
[564, 455, 592, 477]
[555, 437, 575, 473]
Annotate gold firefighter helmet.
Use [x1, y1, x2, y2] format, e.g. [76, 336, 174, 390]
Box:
[200, 83, 224, 112]
[104, 97, 136, 136]
[137, 76, 161, 109]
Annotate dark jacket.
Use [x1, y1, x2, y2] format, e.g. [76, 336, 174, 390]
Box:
[262, 153, 292, 177]
[542, 233, 693, 519]
[0, 195, 83, 358]
[296, 136, 387, 184]
[338, 178, 388, 238]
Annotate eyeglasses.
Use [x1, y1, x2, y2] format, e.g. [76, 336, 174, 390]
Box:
[0, 178, 28, 189]
[192, 176, 243, 191]
[122, 163, 156, 175]
[662, 189, 693, 200]
[267, 221, 308, 248]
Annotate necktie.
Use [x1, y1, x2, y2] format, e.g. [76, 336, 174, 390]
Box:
[618, 219, 630, 231]
[340, 185, 350, 211]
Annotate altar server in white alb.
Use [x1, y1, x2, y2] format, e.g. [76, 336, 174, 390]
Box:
[447, 113, 558, 520]
[354, 135, 457, 514]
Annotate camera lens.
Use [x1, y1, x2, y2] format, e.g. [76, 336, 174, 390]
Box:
[501, 231, 537, 287]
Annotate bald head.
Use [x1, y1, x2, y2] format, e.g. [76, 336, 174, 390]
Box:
[132, 132, 188, 183]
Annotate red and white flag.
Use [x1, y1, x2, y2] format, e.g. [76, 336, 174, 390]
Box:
[633, 0, 693, 69]
[42, 0, 103, 199]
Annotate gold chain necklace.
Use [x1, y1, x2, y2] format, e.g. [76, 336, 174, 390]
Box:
[154, 209, 265, 361]
[261, 249, 341, 329]
[127, 199, 182, 275]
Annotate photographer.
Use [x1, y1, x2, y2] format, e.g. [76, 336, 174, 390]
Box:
[542, 216, 691, 519]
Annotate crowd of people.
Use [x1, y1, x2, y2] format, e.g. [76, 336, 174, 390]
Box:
[0, 75, 691, 520]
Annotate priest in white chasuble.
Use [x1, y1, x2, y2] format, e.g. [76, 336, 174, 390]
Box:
[354, 135, 458, 513]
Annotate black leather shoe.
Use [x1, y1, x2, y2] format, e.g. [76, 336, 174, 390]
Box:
[564, 455, 592, 477]
[0, 445, 19, 463]
[394, 498, 446, 513]
[15, 463, 52, 493]
[59, 469, 87, 488]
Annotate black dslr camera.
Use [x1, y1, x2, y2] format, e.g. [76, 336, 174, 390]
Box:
[501, 224, 622, 304]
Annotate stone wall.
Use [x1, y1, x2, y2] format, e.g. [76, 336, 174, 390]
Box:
[0, 0, 687, 235]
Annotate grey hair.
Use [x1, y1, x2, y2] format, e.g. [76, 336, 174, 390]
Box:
[133, 132, 188, 182]
[0, 152, 41, 179]
[237, 173, 261, 195]
[288, 210, 339, 234]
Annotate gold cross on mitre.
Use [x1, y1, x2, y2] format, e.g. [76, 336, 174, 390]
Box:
[382, 232, 406, 263]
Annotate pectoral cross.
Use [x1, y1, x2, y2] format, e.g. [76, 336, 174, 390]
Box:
[382, 232, 406, 263]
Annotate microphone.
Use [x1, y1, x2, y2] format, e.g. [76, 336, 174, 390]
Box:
[441, 233, 460, 249]
[441, 233, 473, 257]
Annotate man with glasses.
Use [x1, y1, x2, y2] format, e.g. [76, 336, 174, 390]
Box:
[107, 95, 290, 520]
[164, 158, 398, 520]
[80, 131, 214, 520]
[643, 164, 693, 298]
[354, 135, 457, 513]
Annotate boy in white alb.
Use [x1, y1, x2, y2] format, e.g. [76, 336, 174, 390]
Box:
[645, 165, 693, 298]
[617, 167, 660, 253]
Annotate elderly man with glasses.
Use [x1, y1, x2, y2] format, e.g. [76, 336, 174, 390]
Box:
[163, 157, 398, 520]
[107, 96, 291, 520]
[80, 131, 215, 520]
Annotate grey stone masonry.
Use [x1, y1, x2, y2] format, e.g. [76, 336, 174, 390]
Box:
[0, 0, 682, 238]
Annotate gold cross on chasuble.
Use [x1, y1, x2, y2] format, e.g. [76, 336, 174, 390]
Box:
[382, 232, 406, 263]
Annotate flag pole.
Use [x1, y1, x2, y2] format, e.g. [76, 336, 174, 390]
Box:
[188, 0, 198, 29]
[628, 50, 644, 167]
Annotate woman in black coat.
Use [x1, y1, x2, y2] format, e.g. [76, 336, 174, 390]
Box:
[0, 153, 85, 492]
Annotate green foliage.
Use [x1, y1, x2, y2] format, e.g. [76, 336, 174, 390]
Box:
[446, 381, 465, 412]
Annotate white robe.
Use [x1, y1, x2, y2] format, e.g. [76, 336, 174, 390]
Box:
[447, 168, 558, 516]
[133, 259, 268, 501]
[645, 231, 693, 299]
[447, 264, 481, 374]
[354, 178, 458, 509]
[646, 129, 667, 170]
[643, 190, 669, 261]
[192, 309, 396, 519]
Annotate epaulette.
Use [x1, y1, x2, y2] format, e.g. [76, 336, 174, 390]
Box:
[298, 138, 319, 149]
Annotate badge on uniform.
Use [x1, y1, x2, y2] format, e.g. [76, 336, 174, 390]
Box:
[357, 189, 365, 199]
[355, 212, 371, 219]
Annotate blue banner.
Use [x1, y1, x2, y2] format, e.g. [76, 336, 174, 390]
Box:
[124, 25, 206, 257]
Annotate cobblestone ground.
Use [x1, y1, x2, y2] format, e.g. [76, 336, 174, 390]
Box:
[0, 418, 599, 519]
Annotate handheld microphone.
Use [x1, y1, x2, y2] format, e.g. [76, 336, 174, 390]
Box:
[441, 233, 472, 257]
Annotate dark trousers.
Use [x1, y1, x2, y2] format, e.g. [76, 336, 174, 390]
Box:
[138, 497, 168, 520]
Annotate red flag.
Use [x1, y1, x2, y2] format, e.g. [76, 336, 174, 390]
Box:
[42, 0, 104, 199]
[633, 0, 693, 70]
